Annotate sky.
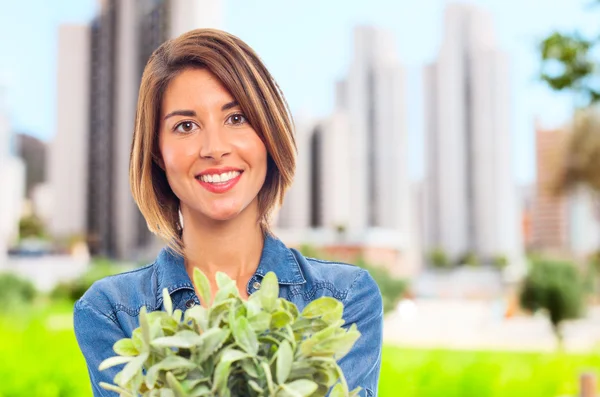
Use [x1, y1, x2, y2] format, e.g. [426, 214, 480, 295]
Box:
[0, 0, 598, 184]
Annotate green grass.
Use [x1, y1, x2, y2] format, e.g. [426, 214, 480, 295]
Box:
[0, 301, 91, 397]
[1, 304, 599, 397]
[380, 346, 600, 397]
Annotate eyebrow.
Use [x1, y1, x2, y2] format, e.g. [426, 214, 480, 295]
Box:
[163, 101, 240, 121]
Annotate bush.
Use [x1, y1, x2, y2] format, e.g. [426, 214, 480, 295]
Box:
[519, 259, 585, 348]
[354, 258, 408, 313]
[427, 248, 451, 269]
[455, 251, 479, 267]
[50, 258, 126, 302]
[0, 272, 36, 311]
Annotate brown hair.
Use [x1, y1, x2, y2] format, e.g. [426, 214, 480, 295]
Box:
[129, 28, 296, 255]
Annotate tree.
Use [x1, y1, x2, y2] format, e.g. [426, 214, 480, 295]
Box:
[519, 259, 585, 349]
[427, 248, 451, 270]
[539, 7, 600, 257]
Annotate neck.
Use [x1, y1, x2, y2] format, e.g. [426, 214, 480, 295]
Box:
[180, 202, 265, 287]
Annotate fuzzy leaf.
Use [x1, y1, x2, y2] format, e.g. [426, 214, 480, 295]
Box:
[301, 297, 343, 323]
[119, 352, 149, 386]
[271, 310, 294, 329]
[140, 306, 151, 347]
[160, 389, 175, 397]
[145, 355, 197, 388]
[172, 308, 183, 323]
[99, 382, 133, 396]
[98, 355, 133, 371]
[214, 272, 239, 303]
[151, 330, 204, 349]
[278, 379, 319, 397]
[232, 316, 258, 355]
[184, 305, 208, 332]
[212, 359, 233, 396]
[113, 338, 138, 357]
[194, 328, 231, 364]
[166, 371, 187, 397]
[248, 379, 264, 393]
[163, 288, 173, 316]
[220, 348, 250, 363]
[262, 361, 275, 395]
[329, 383, 346, 397]
[248, 312, 272, 332]
[276, 340, 293, 384]
[193, 267, 212, 307]
[258, 272, 279, 312]
[241, 358, 259, 378]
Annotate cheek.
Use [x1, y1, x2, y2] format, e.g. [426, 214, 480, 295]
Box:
[160, 139, 197, 173]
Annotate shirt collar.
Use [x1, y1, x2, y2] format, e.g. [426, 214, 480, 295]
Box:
[154, 233, 306, 301]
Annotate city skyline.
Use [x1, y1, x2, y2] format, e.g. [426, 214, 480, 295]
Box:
[423, 3, 523, 263]
[1, 0, 599, 185]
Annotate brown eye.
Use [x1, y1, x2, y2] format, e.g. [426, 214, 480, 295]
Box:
[174, 121, 199, 133]
[226, 113, 247, 125]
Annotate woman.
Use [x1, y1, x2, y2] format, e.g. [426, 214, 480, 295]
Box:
[74, 28, 383, 396]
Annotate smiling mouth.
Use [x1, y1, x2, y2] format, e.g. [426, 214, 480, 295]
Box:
[195, 170, 242, 184]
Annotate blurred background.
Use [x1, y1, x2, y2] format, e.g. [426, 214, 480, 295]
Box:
[1, 0, 600, 395]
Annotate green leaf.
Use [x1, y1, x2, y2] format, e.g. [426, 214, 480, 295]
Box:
[271, 310, 294, 329]
[214, 272, 240, 303]
[248, 312, 272, 332]
[258, 272, 279, 312]
[241, 358, 259, 378]
[301, 297, 343, 323]
[160, 389, 176, 397]
[172, 308, 183, 323]
[220, 348, 250, 363]
[329, 383, 345, 397]
[151, 330, 205, 349]
[184, 305, 209, 332]
[163, 288, 173, 316]
[112, 338, 139, 357]
[193, 267, 212, 307]
[99, 382, 133, 396]
[276, 340, 293, 384]
[248, 379, 264, 394]
[262, 361, 275, 395]
[119, 351, 149, 386]
[98, 355, 134, 371]
[232, 316, 258, 355]
[194, 328, 231, 364]
[278, 379, 319, 397]
[212, 359, 233, 396]
[140, 306, 151, 347]
[166, 371, 187, 397]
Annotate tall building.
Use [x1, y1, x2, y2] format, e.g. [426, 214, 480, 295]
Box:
[341, 26, 409, 236]
[51, 0, 222, 259]
[424, 4, 522, 263]
[15, 133, 47, 198]
[49, 24, 90, 240]
[0, 88, 25, 263]
[531, 123, 569, 252]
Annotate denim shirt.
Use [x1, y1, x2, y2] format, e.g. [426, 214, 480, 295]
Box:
[74, 233, 383, 396]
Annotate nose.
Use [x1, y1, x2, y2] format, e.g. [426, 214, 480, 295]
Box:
[199, 124, 231, 160]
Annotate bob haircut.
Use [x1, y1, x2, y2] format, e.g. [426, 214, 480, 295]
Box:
[130, 28, 296, 255]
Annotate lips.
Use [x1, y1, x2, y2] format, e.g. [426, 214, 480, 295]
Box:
[195, 168, 243, 194]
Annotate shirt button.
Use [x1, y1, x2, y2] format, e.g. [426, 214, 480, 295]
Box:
[185, 299, 196, 308]
[253, 281, 261, 290]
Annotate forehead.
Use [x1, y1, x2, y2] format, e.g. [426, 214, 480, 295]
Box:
[161, 68, 234, 113]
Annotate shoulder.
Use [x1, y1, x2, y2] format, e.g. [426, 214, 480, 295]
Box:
[74, 262, 159, 321]
[290, 248, 382, 306]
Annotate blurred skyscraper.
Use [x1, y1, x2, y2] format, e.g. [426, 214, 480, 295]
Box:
[423, 4, 523, 264]
[50, 0, 222, 260]
[277, 26, 418, 275]
[0, 87, 25, 263]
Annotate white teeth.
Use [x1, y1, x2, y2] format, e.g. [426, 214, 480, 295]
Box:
[199, 171, 241, 183]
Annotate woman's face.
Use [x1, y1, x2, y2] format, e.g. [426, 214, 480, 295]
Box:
[158, 68, 268, 225]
